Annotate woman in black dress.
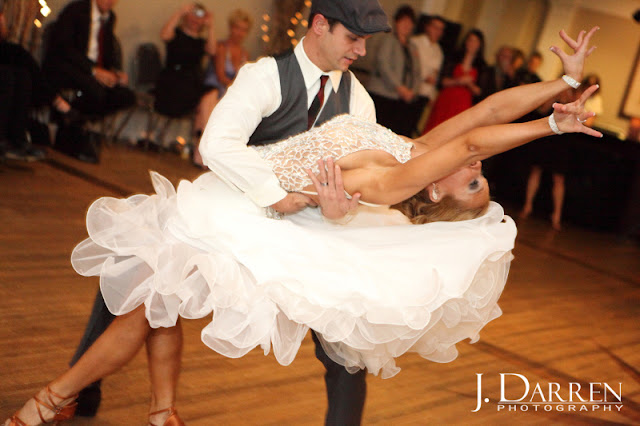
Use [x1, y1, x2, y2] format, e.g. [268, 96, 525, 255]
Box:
[154, 3, 217, 118]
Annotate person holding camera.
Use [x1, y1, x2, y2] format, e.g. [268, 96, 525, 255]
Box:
[154, 3, 217, 118]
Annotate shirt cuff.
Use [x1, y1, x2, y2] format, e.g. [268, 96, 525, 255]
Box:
[244, 176, 288, 207]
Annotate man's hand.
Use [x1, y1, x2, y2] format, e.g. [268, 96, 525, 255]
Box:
[270, 193, 317, 214]
[93, 67, 118, 87]
[550, 26, 598, 82]
[397, 85, 414, 103]
[115, 70, 129, 86]
[306, 158, 360, 221]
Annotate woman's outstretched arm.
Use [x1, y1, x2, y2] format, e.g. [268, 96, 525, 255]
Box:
[350, 85, 602, 205]
[414, 27, 599, 151]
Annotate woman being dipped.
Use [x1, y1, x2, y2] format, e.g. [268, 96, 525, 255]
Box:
[4, 27, 600, 426]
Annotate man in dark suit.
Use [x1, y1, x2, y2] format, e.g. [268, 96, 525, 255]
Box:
[44, 0, 134, 162]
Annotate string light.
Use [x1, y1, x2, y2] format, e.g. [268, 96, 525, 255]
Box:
[34, 19, 42, 28]
[261, 2, 312, 46]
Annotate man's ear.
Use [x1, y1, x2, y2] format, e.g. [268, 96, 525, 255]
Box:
[310, 13, 329, 36]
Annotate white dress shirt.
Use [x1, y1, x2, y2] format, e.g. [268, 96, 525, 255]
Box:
[87, 0, 109, 63]
[199, 37, 376, 207]
[410, 34, 444, 99]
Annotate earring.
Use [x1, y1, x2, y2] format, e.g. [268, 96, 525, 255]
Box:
[431, 184, 439, 201]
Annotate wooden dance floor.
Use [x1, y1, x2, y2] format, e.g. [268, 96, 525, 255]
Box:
[1, 145, 639, 425]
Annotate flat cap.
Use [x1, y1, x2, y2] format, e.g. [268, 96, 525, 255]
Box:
[310, 0, 391, 36]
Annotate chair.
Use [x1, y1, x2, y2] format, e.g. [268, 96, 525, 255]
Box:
[110, 42, 163, 145]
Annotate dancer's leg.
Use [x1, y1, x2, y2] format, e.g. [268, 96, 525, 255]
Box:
[147, 319, 183, 425]
[312, 332, 366, 426]
[520, 165, 542, 218]
[551, 173, 565, 230]
[7, 306, 151, 425]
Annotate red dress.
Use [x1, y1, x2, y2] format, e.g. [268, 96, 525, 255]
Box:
[423, 64, 478, 133]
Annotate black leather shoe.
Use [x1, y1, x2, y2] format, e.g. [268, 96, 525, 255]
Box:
[75, 385, 102, 417]
[75, 152, 99, 164]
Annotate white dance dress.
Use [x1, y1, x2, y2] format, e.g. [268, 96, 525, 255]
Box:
[71, 115, 516, 378]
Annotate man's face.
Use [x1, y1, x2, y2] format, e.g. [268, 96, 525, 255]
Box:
[496, 47, 512, 71]
[425, 19, 445, 43]
[96, 0, 117, 14]
[317, 21, 370, 72]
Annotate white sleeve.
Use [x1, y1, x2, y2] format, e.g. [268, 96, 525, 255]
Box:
[199, 57, 287, 207]
[349, 71, 376, 123]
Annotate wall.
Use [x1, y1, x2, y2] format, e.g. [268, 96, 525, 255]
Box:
[569, 7, 640, 133]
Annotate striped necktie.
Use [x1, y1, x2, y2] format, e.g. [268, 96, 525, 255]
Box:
[307, 75, 329, 129]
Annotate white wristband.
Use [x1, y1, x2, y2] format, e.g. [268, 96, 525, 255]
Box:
[548, 114, 564, 135]
[562, 75, 581, 89]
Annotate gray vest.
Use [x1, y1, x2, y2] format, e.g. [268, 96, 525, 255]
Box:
[248, 50, 351, 146]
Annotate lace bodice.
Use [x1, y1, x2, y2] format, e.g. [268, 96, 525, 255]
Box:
[253, 115, 413, 192]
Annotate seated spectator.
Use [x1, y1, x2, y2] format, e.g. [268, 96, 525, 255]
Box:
[154, 3, 216, 119]
[409, 14, 445, 134]
[193, 8, 252, 167]
[0, 7, 72, 161]
[367, 5, 421, 137]
[42, 0, 135, 163]
[422, 29, 485, 133]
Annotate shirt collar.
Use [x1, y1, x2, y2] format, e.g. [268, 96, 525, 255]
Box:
[91, 0, 110, 22]
[295, 37, 342, 92]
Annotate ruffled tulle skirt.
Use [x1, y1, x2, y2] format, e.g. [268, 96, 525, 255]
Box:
[71, 171, 516, 378]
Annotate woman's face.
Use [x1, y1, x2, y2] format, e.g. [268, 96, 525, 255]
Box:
[465, 33, 481, 55]
[229, 20, 250, 44]
[434, 161, 489, 208]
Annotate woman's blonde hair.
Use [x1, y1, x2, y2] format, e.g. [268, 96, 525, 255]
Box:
[228, 8, 253, 29]
[391, 190, 489, 224]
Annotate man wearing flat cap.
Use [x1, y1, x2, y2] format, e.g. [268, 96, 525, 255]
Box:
[198, 0, 390, 423]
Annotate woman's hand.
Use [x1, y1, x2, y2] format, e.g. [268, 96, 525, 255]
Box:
[552, 84, 603, 137]
[306, 158, 361, 220]
[550, 26, 598, 82]
[181, 3, 195, 16]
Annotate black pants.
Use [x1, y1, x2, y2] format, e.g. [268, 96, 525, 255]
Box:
[46, 62, 135, 116]
[69, 288, 115, 390]
[73, 289, 366, 425]
[0, 65, 32, 147]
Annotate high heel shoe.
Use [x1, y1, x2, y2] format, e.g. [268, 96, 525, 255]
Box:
[148, 407, 185, 426]
[7, 385, 78, 425]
